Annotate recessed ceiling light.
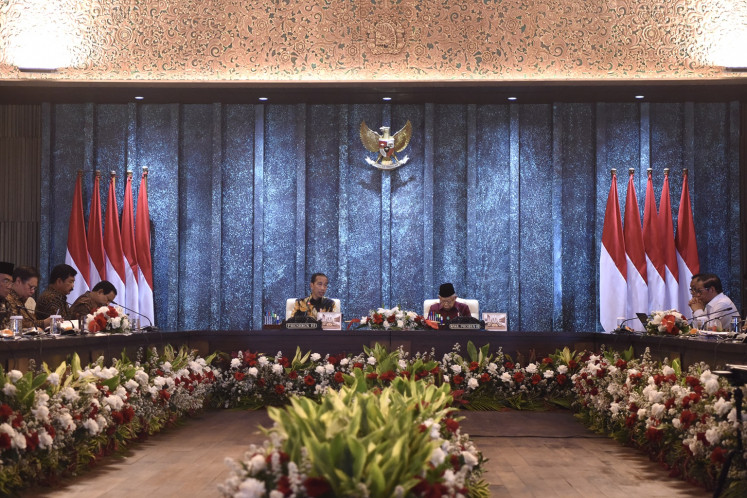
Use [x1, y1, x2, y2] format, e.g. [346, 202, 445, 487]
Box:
[258, 97, 268, 101]
[382, 97, 392, 101]
[134, 96, 144, 100]
[635, 95, 645, 100]
[507, 97, 517, 101]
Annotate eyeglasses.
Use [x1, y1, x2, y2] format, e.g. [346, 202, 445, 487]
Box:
[689, 287, 707, 295]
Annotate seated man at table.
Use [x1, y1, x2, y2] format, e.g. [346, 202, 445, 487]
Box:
[688, 273, 740, 330]
[0, 261, 14, 329]
[69, 280, 118, 319]
[428, 282, 472, 320]
[290, 273, 340, 319]
[36, 263, 77, 320]
[7, 265, 51, 329]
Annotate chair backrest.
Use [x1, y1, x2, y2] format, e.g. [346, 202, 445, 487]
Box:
[423, 298, 479, 318]
[286, 298, 341, 320]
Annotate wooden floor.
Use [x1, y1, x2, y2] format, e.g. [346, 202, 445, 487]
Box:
[21, 410, 709, 498]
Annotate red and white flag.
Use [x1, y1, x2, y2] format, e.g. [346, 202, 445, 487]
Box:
[675, 170, 699, 317]
[87, 172, 106, 287]
[64, 171, 90, 304]
[121, 173, 139, 316]
[600, 171, 627, 332]
[623, 170, 647, 330]
[643, 170, 666, 312]
[136, 169, 154, 326]
[104, 173, 127, 304]
[659, 170, 679, 311]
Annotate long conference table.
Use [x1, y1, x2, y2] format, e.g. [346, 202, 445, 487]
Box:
[2, 329, 746, 373]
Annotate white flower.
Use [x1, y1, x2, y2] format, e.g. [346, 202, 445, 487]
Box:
[340, 358, 349, 366]
[557, 365, 568, 374]
[269, 492, 285, 498]
[32, 404, 50, 422]
[258, 356, 269, 366]
[706, 428, 721, 445]
[162, 362, 172, 372]
[230, 358, 241, 368]
[443, 469, 456, 485]
[443, 375, 450, 383]
[60, 386, 79, 402]
[104, 394, 124, 411]
[248, 454, 267, 473]
[367, 357, 376, 365]
[610, 402, 620, 415]
[650, 403, 666, 419]
[248, 367, 259, 377]
[82, 418, 100, 435]
[525, 363, 538, 374]
[8, 370, 22, 382]
[700, 371, 720, 395]
[500, 372, 511, 383]
[467, 378, 479, 389]
[450, 365, 462, 374]
[46, 372, 60, 386]
[672, 418, 681, 429]
[430, 447, 446, 466]
[461, 450, 478, 469]
[662, 366, 675, 376]
[272, 364, 284, 374]
[38, 429, 54, 449]
[396, 319, 405, 328]
[125, 379, 139, 391]
[324, 364, 335, 374]
[487, 363, 498, 374]
[543, 370, 554, 379]
[637, 408, 647, 420]
[134, 370, 149, 385]
[236, 477, 266, 498]
[3, 383, 17, 396]
[398, 359, 407, 369]
[714, 398, 732, 417]
[315, 366, 325, 375]
[310, 353, 321, 362]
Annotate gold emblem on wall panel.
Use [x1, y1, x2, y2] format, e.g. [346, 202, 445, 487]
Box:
[360, 121, 413, 170]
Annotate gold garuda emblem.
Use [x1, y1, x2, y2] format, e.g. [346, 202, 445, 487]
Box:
[359, 120, 412, 170]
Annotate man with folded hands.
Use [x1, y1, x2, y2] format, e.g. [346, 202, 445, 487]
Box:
[428, 282, 472, 320]
[688, 273, 740, 331]
[69, 280, 118, 320]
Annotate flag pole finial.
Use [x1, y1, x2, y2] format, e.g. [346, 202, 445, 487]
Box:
[95, 170, 101, 178]
[127, 170, 133, 179]
[610, 168, 617, 177]
[628, 168, 634, 175]
[683, 168, 688, 177]
[143, 166, 149, 176]
[663, 168, 670, 176]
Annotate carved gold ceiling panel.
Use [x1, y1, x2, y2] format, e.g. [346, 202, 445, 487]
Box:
[0, 0, 742, 80]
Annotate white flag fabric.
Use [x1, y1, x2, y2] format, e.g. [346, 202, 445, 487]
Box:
[659, 171, 679, 311]
[104, 175, 127, 303]
[122, 174, 139, 317]
[136, 170, 155, 326]
[643, 171, 666, 312]
[675, 171, 699, 318]
[623, 171, 647, 330]
[65, 172, 90, 304]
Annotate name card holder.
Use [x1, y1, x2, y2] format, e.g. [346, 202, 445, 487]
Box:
[318, 312, 342, 331]
[446, 322, 483, 330]
[283, 321, 321, 330]
[483, 313, 508, 331]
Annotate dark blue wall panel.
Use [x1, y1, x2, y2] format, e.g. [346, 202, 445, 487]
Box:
[40, 102, 741, 332]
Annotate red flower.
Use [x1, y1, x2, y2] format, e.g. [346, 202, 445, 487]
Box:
[106, 305, 118, 317]
[469, 361, 480, 371]
[680, 410, 698, 429]
[111, 410, 124, 425]
[615, 359, 628, 369]
[685, 376, 700, 387]
[645, 427, 663, 442]
[11, 413, 23, 428]
[303, 476, 332, 497]
[373, 313, 384, 324]
[531, 374, 541, 385]
[380, 370, 396, 382]
[513, 371, 525, 383]
[366, 372, 378, 380]
[505, 361, 515, 370]
[400, 370, 411, 379]
[276, 475, 292, 494]
[556, 374, 567, 385]
[0, 404, 12, 421]
[334, 372, 344, 383]
[661, 314, 678, 334]
[277, 357, 290, 368]
[24, 432, 39, 451]
[288, 371, 299, 380]
[275, 384, 285, 394]
[243, 351, 258, 366]
[327, 354, 341, 365]
[257, 378, 265, 388]
[234, 372, 245, 381]
[304, 375, 315, 386]
[480, 373, 491, 383]
[353, 362, 364, 370]
[0, 433, 11, 449]
[122, 406, 135, 423]
[542, 357, 553, 365]
[160, 389, 171, 400]
[452, 375, 464, 384]
[711, 446, 728, 464]
[444, 418, 460, 433]
[568, 360, 578, 369]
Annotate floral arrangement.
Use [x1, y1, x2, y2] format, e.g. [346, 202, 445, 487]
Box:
[84, 305, 132, 334]
[220, 373, 487, 498]
[645, 309, 692, 336]
[0, 346, 216, 495]
[573, 346, 746, 493]
[352, 305, 426, 330]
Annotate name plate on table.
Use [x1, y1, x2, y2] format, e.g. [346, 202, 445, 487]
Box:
[318, 312, 342, 331]
[483, 313, 507, 331]
[284, 322, 321, 330]
[447, 323, 482, 330]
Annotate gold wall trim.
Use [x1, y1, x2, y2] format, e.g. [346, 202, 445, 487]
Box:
[0, 0, 743, 81]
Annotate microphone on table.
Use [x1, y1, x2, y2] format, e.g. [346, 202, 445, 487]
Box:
[614, 315, 645, 332]
[696, 307, 737, 330]
[112, 302, 158, 332]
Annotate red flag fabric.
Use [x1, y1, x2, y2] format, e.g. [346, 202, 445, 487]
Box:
[65, 171, 90, 304]
[623, 170, 647, 329]
[87, 172, 106, 287]
[104, 174, 127, 303]
[121, 173, 139, 316]
[675, 170, 699, 317]
[659, 170, 679, 310]
[136, 169, 154, 326]
[600, 171, 627, 332]
[643, 170, 666, 311]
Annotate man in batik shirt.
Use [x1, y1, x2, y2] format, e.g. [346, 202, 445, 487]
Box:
[290, 273, 340, 319]
[0, 261, 14, 329]
[69, 280, 118, 319]
[7, 265, 51, 329]
[36, 263, 77, 320]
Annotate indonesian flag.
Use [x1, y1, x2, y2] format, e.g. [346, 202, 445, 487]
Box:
[643, 170, 666, 312]
[104, 174, 127, 304]
[675, 170, 699, 317]
[623, 170, 647, 330]
[136, 169, 154, 326]
[64, 171, 90, 304]
[87, 172, 106, 287]
[659, 170, 679, 311]
[600, 171, 627, 333]
[121, 173, 139, 316]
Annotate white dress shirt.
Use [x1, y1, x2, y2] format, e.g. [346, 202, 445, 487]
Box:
[692, 293, 740, 331]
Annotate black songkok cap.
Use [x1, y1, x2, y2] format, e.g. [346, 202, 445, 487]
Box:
[0, 261, 14, 276]
[438, 282, 456, 297]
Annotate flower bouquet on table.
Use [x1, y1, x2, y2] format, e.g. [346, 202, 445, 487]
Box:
[644, 309, 692, 336]
[351, 305, 426, 330]
[84, 305, 132, 334]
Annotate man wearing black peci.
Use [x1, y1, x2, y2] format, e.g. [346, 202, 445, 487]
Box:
[428, 282, 472, 320]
